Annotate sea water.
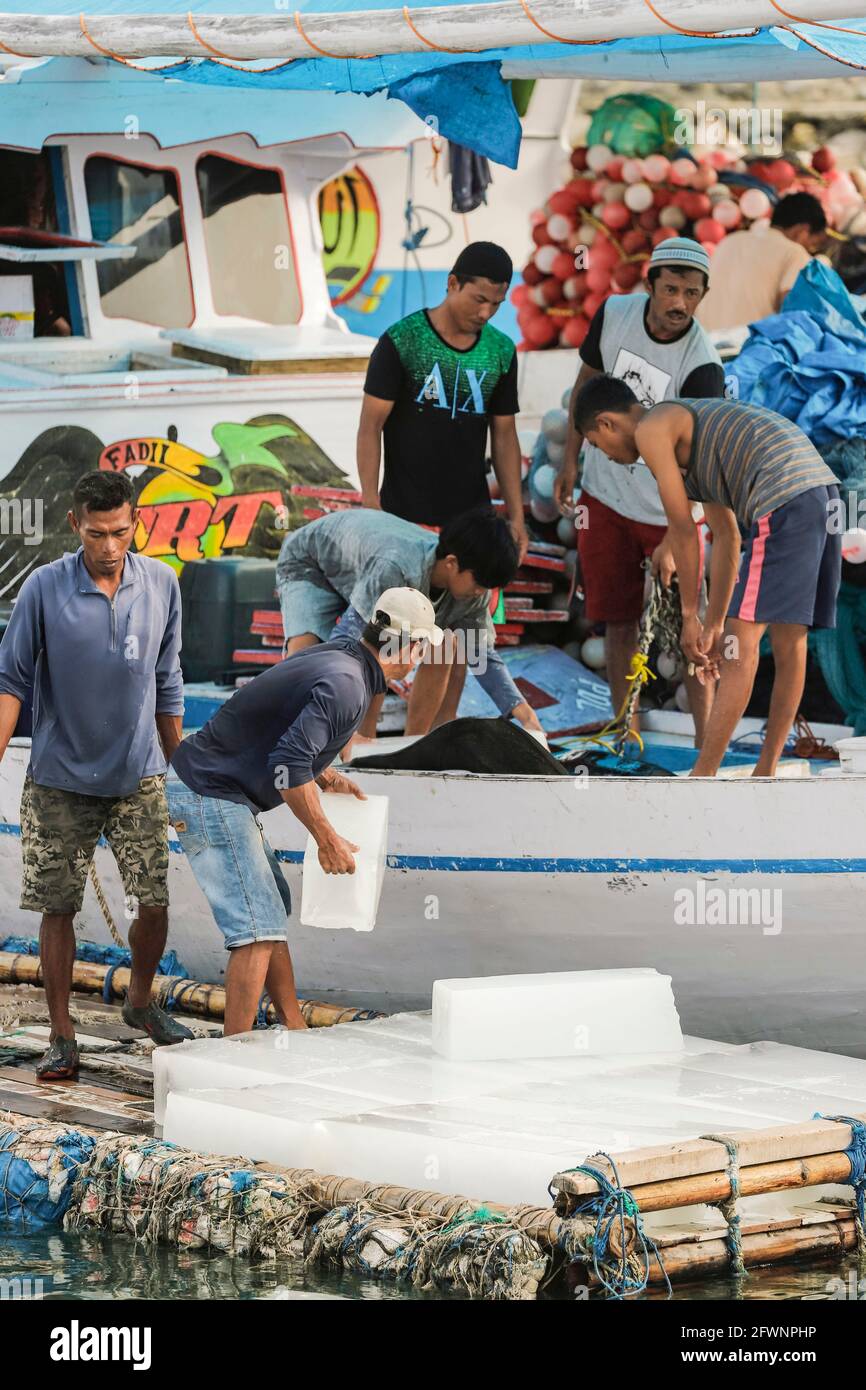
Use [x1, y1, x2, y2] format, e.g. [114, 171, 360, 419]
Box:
[1, 1222, 861, 1303]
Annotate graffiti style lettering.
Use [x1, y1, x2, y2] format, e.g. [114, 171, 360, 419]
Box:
[135, 501, 213, 562]
[210, 491, 283, 547]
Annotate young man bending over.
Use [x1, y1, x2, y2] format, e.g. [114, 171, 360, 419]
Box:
[572, 375, 840, 776]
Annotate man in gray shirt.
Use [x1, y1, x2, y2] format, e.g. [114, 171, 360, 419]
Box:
[0, 470, 192, 1079]
[276, 507, 545, 745]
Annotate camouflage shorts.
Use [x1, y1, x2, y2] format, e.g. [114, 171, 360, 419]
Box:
[19, 772, 169, 914]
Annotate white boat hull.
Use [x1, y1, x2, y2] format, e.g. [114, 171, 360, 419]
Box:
[1, 744, 863, 1056]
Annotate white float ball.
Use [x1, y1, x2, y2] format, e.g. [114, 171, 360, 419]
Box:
[547, 213, 573, 243]
[541, 407, 569, 444]
[624, 182, 654, 213]
[579, 225, 596, 247]
[581, 636, 607, 669]
[712, 198, 741, 229]
[517, 428, 539, 457]
[740, 187, 772, 220]
[592, 202, 607, 220]
[563, 276, 582, 300]
[657, 650, 679, 681]
[642, 154, 670, 183]
[621, 158, 645, 184]
[530, 286, 548, 307]
[532, 463, 558, 500]
[603, 181, 627, 204]
[587, 143, 613, 172]
[659, 205, 687, 229]
[842, 527, 866, 563]
[535, 244, 559, 275]
[674, 681, 691, 713]
[557, 515, 578, 547]
[545, 439, 566, 467]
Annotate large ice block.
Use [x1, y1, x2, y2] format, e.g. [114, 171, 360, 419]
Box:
[431, 968, 683, 1061]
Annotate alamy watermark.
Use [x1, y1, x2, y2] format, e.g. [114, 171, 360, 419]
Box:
[674, 101, 782, 154]
[674, 882, 783, 936]
[0, 497, 42, 546]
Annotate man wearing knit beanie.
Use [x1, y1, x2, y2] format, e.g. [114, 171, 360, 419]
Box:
[555, 235, 725, 746]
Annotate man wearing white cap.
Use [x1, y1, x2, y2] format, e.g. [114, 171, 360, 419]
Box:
[555, 237, 725, 743]
[167, 590, 436, 1034]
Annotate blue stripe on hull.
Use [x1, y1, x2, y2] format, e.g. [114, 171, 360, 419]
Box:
[1, 822, 861, 874]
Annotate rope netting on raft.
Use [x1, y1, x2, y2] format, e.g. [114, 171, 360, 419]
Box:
[303, 1200, 548, 1299]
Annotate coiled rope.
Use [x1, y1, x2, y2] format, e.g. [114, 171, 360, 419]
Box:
[552, 1152, 671, 1299]
[815, 1113, 866, 1253]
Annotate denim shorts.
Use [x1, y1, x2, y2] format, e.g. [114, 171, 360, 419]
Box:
[166, 768, 291, 950]
[279, 574, 367, 644]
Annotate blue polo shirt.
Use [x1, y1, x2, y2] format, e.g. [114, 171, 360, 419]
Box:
[0, 548, 183, 797]
[171, 636, 386, 813]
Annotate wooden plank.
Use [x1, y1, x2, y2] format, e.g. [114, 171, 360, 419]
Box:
[0, 1091, 152, 1136]
[0, 1066, 152, 1110]
[551, 1112, 866, 1195]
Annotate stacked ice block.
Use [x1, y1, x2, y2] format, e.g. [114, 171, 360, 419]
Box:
[157, 971, 866, 1209]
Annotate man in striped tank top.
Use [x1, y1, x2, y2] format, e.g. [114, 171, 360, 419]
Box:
[573, 375, 841, 777]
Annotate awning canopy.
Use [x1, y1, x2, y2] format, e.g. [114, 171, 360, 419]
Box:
[1, 4, 866, 169]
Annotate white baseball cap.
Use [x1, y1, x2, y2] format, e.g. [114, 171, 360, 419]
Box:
[372, 587, 445, 646]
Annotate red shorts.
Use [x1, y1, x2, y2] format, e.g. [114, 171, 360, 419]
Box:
[577, 491, 667, 623]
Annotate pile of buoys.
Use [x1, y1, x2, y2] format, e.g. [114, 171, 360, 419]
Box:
[513, 140, 860, 351]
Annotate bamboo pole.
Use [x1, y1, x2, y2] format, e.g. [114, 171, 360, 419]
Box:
[644, 1217, 858, 1284]
[0, 952, 377, 1028]
[557, 1152, 857, 1216]
[0, 2, 859, 63]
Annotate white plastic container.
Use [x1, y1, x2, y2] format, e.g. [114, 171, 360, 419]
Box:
[834, 736, 866, 774]
[300, 793, 388, 932]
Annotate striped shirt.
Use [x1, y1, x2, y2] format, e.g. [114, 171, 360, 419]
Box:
[672, 397, 838, 527]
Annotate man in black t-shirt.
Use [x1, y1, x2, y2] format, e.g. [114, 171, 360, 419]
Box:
[358, 242, 527, 560]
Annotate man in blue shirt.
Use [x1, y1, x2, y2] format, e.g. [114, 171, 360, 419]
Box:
[168, 588, 440, 1035]
[0, 470, 192, 1080]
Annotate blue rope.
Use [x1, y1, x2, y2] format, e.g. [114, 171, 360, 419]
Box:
[101, 963, 120, 1004]
[815, 1113, 866, 1245]
[551, 1152, 671, 1300]
[159, 978, 199, 1014]
[255, 992, 272, 1029]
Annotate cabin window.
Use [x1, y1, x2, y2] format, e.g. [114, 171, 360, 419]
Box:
[0, 148, 75, 337]
[84, 157, 193, 327]
[196, 155, 301, 324]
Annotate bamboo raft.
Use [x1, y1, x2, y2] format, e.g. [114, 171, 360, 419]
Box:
[2, 968, 864, 1298]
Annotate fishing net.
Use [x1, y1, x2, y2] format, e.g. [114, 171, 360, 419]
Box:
[350, 716, 568, 775]
[0, 1116, 96, 1226]
[65, 1134, 313, 1260]
[303, 1200, 548, 1299]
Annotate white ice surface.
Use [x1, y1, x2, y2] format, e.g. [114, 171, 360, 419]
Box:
[159, 1012, 866, 1208]
[431, 968, 683, 1061]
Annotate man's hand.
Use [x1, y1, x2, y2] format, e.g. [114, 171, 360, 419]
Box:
[509, 520, 529, 565]
[316, 768, 367, 799]
[317, 833, 360, 875]
[650, 541, 676, 589]
[512, 700, 544, 736]
[555, 464, 578, 517]
[696, 622, 724, 685]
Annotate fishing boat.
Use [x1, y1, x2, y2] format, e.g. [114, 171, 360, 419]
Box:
[2, 11, 866, 1058]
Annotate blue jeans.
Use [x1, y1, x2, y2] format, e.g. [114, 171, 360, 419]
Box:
[166, 768, 291, 951]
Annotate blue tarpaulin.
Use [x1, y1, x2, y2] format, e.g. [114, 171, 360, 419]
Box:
[727, 262, 866, 449]
[0, 936, 187, 979]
